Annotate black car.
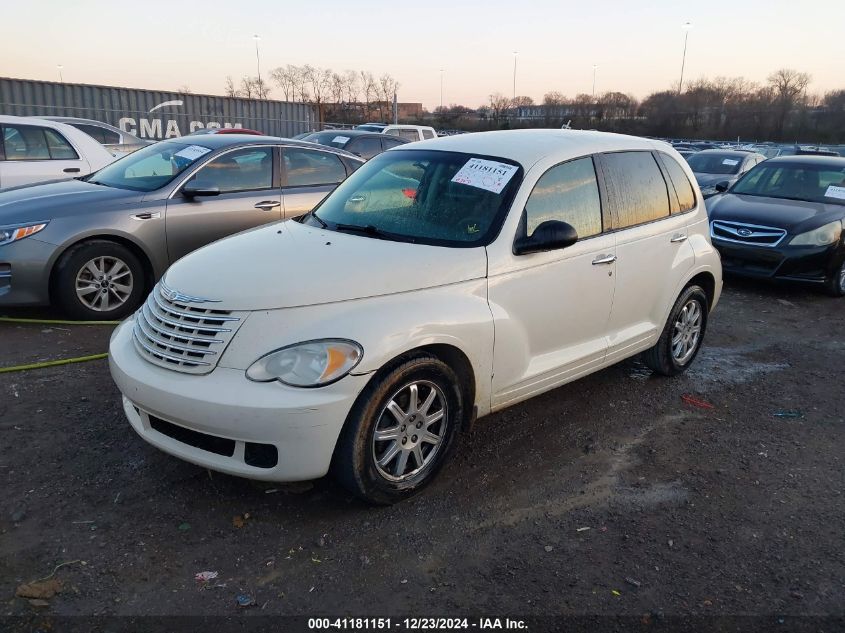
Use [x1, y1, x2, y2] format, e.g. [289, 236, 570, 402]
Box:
[301, 130, 408, 160]
[707, 155, 845, 296]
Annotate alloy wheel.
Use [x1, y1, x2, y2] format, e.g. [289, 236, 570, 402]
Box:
[672, 299, 703, 364]
[75, 256, 134, 312]
[372, 380, 448, 482]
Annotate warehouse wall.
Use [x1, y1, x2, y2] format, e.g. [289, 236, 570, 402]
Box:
[0, 77, 318, 139]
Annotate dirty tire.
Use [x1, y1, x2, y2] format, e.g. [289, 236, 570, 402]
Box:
[332, 353, 464, 505]
[643, 284, 709, 377]
[824, 259, 845, 297]
[54, 240, 145, 321]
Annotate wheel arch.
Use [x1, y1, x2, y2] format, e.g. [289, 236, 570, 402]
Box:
[48, 233, 157, 302]
[687, 270, 717, 311]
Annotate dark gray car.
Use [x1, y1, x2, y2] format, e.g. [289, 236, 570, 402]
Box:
[0, 135, 363, 319]
[687, 149, 766, 198]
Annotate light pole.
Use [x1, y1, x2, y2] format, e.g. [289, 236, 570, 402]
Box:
[57, 64, 63, 82]
[253, 34, 262, 93]
[512, 51, 518, 101]
[592, 64, 598, 99]
[440, 69, 444, 110]
[678, 22, 692, 94]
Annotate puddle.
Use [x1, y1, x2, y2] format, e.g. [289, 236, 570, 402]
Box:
[687, 346, 789, 385]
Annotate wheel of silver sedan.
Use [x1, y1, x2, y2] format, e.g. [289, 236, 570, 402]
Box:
[372, 380, 448, 482]
[75, 256, 134, 312]
[671, 298, 703, 364]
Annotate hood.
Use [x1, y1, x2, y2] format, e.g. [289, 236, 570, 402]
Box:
[708, 193, 843, 232]
[694, 173, 738, 187]
[163, 220, 488, 311]
[0, 179, 143, 225]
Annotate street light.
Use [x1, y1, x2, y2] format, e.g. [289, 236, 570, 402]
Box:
[512, 51, 518, 100]
[678, 21, 692, 93]
[253, 34, 262, 93]
[592, 64, 598, 99]
[57, 64, 63, 83]
[440, 69, 444, 110]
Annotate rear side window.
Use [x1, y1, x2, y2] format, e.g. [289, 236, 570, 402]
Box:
[524, 157, 602, 238]
[659, 153, 696, 213]
[602, 152, 670, 228]
[72, 123, 120, 145]
[422, 129, 435, 140]
[2, 125, 78, 161]
[393, 128, 420, 142]
[347, 136, 382, 160]
[382, 137, 405, 150]
[283, 148, 347, 187]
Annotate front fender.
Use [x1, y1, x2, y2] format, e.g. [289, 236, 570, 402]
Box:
[218, 279, 495, 417]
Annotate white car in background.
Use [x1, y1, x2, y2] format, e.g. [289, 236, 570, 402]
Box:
[0, 115, 117, 189]
[44, 116, 150, 157]
[109, 130, 722, 504]
[379, 124, 437, 142]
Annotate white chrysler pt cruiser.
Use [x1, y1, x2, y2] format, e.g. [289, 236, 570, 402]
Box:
[110, 129, 722, 504]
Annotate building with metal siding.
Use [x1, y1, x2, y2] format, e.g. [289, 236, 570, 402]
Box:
[0, 77, 318, 139]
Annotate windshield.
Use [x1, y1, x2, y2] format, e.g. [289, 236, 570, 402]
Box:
[731, 162, 845, 205]
[302, 149, 523, 247]
[303, 132, 351, 149]
[687, 153, 744, 175]
[87, 142, 213, 191]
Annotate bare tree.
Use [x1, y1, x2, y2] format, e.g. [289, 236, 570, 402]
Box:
[488, 93, 512, 125]
[511, 95, 534, 108]
[768, 68, 811, 138]
[543, 91, 566, 106]
[224, 76, 237, 98]
[359, 71, 376, 119]
[270, 64, 303, 102]
[376, 74, 400, 121]
[301, 65, 334, 123]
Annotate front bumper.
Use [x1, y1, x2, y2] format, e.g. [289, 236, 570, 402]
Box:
[713, 239, 843, 284]
[109, 319, 372, 481]
[0, 237, 56, 306]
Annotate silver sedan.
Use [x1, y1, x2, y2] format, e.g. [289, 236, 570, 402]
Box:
[0, 135, 363, 319]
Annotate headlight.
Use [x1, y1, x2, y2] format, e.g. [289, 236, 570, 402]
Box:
[0, 222, 48, 246]
[245, 339, 363, 387]
[790, 221, 842, 247]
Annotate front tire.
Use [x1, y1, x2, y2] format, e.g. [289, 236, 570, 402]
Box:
[54, 240, 145, 320]
[643, 285, 709, 376]
[825, 259, 845, 297]
[332, 353, 464, 505]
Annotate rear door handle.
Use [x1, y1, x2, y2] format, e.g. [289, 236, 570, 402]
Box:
[63, 167, 81, 173]
[670, 233, 688, 243]
[131, 212, 161, 220]
[254, 200, 281, 211]
[592, 254, 617, 265]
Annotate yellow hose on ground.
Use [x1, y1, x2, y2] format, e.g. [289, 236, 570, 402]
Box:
[0, 317, 118, 373]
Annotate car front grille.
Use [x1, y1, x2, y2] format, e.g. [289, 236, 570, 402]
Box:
[132, 283, 245, 375]
[710, 220, 787, 247]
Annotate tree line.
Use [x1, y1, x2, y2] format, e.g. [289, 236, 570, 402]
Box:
[223, 67, 845, 143]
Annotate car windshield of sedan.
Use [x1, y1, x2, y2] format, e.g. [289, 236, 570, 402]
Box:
[687, 153, 744, 175]
[731, 163, 845, 205]
[87, 142, 213, 192]
[303, 149, 523, 246]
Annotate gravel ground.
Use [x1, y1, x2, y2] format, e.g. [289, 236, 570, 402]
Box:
[1, 278, 843, 631]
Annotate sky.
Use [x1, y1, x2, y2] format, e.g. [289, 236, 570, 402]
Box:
[2, 0, 843, 110]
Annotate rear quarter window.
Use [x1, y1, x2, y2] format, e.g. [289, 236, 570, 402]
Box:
[658, 152, 696, 213]
[601, 151, 670, 228]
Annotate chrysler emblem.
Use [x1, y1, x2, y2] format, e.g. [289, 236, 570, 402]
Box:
[160, 282, 220, 304]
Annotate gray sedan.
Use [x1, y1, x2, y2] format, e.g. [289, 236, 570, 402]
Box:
[0, 135, 364, 319]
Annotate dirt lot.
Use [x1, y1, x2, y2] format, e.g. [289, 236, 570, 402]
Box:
[1, 279, 844, 630]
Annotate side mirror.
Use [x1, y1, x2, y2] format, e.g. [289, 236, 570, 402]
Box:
[182, 184, 220, 198]
[513, 220, 578, 255]
[714, 181, 730, 193]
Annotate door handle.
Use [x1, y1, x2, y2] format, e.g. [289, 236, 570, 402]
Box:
[254, 200, 281, 211]
[670, 233, 688, 243]
[63, 167, 81, 173]
[131, 212, 161, 220]
[592, 254, 617, 265]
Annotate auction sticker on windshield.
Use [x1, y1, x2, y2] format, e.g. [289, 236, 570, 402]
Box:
[174, 145, 213, 161]
[332, 135, 351, 144]
[451, 158, 519, 194]
[722, 159, 739, 166]
[824, 185, 845, 200]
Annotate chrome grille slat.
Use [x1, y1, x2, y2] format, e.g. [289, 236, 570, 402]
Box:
[136, 315, 218, 356]
[711, 220, 787, 247]
[132, 283, 244, 375]
[140, 303, 223, 344]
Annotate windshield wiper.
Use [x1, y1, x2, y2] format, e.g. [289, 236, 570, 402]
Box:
[332, 223, 415, 243]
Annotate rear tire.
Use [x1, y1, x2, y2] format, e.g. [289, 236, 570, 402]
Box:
[332, 353, 464, 505]
[643, 285, 709, 376]
[54, 240, 145, 321]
